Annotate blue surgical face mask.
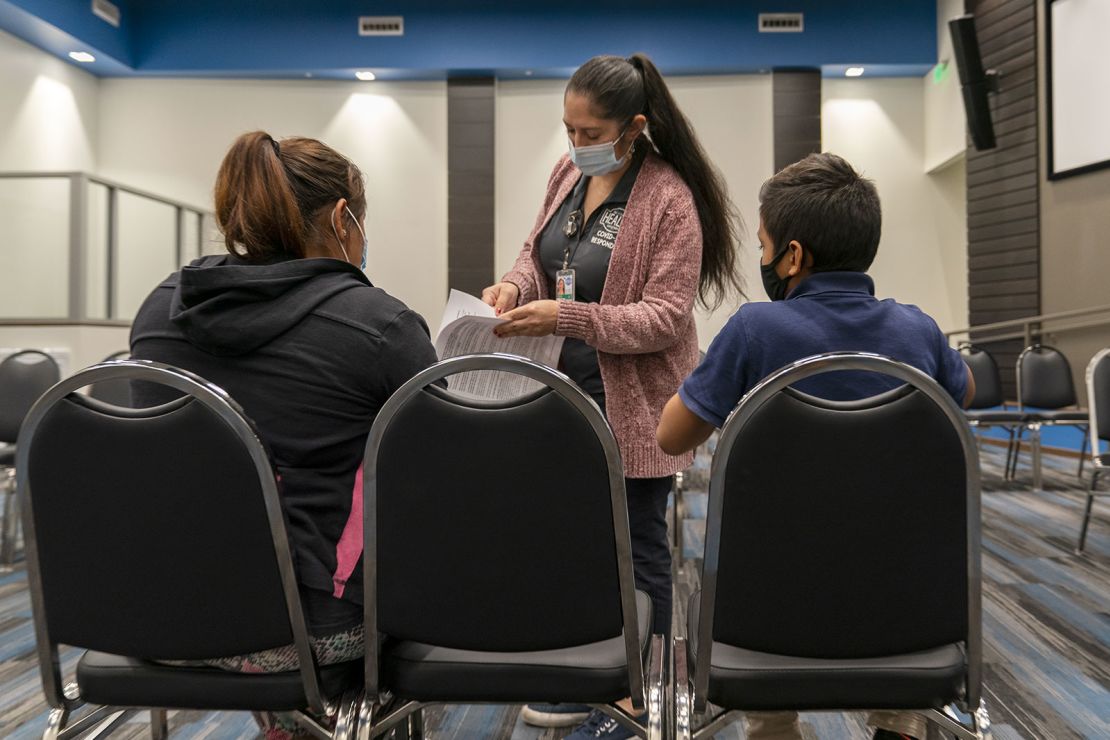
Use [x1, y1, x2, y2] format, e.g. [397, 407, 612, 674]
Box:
[568, 128, 631, 177]
[333, 205, 368, 271]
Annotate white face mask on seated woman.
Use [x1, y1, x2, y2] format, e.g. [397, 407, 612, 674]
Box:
[331, 205, 368, 270]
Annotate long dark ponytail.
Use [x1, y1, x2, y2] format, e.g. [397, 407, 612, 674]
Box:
[567, 53, 744, 308]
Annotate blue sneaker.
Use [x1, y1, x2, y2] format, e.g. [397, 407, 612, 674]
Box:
[519, 703, 592, 727]
[563, 709, 645, 739]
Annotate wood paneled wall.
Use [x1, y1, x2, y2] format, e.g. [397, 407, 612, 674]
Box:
[966, 0, 1039, 398]
[772, 70, 822, 173]
[447, 78, 496, 297]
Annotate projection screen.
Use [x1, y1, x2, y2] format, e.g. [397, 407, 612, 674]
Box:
[1047, 0, 1110, 179]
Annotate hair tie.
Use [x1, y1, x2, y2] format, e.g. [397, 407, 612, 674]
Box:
[270, 137, 281, 157]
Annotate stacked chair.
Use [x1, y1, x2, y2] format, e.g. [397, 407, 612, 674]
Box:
[1013, 345, 1089, 489]
[0, 349, 60, 567]
[357, 354, 664, 739]
[673, 353, 990, 740]
[18, 360, 362, 739]
[1079, 349, 1110, 552]
[18, 352, 996, 738]
[961, 345, 1027, 476]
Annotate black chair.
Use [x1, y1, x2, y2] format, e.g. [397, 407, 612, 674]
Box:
[0, 349, 61, 567]
[961, 345, 1027, 477]
[1015, 345, 1089, 489]
[18, 360, 361, 739]
[86, 350, 133, 406]
[1079, 349, 1110, 552]
[674, 352, 989, 740]
[357, 354, 664, 740]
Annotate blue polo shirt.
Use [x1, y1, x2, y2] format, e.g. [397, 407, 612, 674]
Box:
[679, 272, 969, 427]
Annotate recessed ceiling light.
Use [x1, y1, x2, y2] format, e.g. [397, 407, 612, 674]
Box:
[355, 70, 376, 81]
[69, 51, 96, 63]
[845, 67, 865, 77]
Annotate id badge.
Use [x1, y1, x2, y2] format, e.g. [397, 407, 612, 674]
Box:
[556, 268, 576, 302]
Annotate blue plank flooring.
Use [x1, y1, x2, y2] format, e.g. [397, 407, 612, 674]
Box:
[0, 442, 1107, 738]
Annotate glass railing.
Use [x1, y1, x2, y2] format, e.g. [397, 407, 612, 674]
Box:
[0, 172, 218, 323]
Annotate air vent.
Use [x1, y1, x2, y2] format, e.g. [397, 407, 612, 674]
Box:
[759, 13, 804, 33]
[359, 16, 404, 36]
[91, 0, 120, 28]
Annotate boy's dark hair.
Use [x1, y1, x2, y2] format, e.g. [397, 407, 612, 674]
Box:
[759, 152, 881, 272]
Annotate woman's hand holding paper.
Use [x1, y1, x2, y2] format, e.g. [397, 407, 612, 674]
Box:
[494, 300, 558, 337]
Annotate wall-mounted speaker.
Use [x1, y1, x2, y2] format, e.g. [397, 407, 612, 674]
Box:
[949, 14, 1000, 151]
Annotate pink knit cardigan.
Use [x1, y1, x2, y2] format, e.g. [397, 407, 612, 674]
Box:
[503, 152, 700, 478]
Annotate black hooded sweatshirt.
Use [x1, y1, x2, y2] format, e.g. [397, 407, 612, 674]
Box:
[130, 254, 437, 632]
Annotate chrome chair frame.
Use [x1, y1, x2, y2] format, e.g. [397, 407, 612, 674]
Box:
[1, 349, 60, 568]
[673, 352, 990, 740]
[0, 463, 16, 567]
[18, 360, 357, 739]
[672, 470, 686, 571]
[1079, 349, 1110, 553]
[671, 351, 709, 572]
[84, 350, 133, 406]
[1014, 345, 1090, 491]
[357, 353, 663, 740]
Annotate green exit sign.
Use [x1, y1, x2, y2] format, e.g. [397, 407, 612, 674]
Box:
[933, 60, 950, 84]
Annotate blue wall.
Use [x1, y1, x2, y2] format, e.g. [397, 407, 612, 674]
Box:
[1, 0, 936, 79]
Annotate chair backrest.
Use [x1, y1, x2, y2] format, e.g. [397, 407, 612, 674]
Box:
[0, 350, 60, 444]
[1018, 344, 1078, 409]
[695, 352, 981, 708]
[86, 351, 133, 407]
[961, 345, 1004, 409]
[363, 353, 642, 698]
[1087, 349, 1110, 448]
[17, 360, 325, 711]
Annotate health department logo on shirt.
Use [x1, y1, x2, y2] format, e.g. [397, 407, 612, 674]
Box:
[598, 207, 624, 235]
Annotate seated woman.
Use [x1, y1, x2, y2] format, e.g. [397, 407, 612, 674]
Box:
[130, 131, 438, 739]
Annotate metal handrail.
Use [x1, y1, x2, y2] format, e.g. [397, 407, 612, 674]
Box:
[0, 171, 211, 214]
[0, 319, 130, 328]
[945, 304, 1110, 347]
[0, 171, 215, 323]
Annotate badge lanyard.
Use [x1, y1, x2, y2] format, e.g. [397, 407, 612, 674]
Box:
[557, 208, 584, 302]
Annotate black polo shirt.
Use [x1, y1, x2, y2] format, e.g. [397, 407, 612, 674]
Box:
[539, 148, 645, 406]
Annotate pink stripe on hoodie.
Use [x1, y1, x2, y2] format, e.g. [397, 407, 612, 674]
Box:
[331, 465, 363, 598]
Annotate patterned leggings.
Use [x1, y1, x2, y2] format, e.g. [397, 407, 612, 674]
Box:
[180, 625, 364, 740]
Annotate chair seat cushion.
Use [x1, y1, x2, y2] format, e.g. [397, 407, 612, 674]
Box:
[382, 590, 651, 703]
[964, 410, 1026, 424]
[76, 650, 361, 711]
[687, 594, 965, 711]
[0, 443, 14, 466]
[1027, 409, 1088, 423]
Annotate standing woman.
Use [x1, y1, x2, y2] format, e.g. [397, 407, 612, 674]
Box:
[482, 54, 741, 738]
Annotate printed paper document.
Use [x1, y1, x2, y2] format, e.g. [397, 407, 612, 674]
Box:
[434, 289, 565, 400]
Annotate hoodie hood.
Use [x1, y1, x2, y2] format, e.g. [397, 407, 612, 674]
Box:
[169, 254, 371, 356]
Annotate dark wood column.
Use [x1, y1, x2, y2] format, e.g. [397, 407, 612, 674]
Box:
[447, 77, 496, 296]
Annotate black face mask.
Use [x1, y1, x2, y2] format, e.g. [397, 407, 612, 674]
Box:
[760, 245, 793, 301]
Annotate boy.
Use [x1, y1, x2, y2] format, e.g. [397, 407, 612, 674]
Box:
[656, 152, 974, 740]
